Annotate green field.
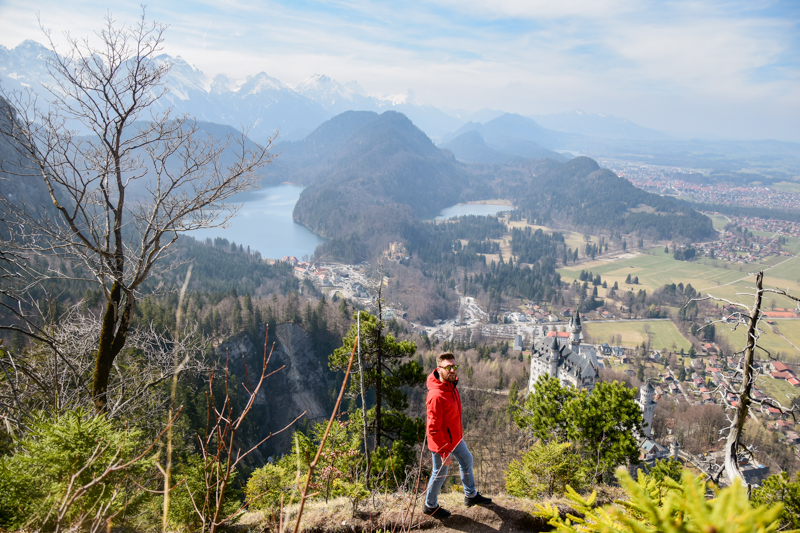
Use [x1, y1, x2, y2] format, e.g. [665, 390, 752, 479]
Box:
[771, 181, 800, 194]
[708, 214, 730, 231]
[780, 236, 800, 255]
[773, 321, 800, 351]
[559, 243, 800, 310]
[696, 258, 800, 310]
[714, 322, 798, 361]
[756, 374, 799, 404]
[559, 252, 746, 293]
[583, 320, 692, 352]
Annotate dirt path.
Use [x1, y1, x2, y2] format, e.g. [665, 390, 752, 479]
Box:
[377, 497, 551, 533]
[292, 495, 553, 533]
[411, 502, 550, 532]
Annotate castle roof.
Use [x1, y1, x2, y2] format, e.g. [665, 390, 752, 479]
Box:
[531, 335, 598, 380]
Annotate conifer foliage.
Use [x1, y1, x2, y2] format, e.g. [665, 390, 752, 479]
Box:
[536, 467, 791, 533]
[514, 376, 643, 484]
[328, 310, 425, 476]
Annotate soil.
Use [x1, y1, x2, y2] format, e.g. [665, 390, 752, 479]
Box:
[298, 496, 553, 533]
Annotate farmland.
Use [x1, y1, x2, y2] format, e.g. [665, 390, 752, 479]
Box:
[558, 251, 746, 293]
[714, 322, 799, 362]
[582, 320, 692, 352]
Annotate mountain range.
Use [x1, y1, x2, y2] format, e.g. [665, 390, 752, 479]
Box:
[0, 40, 671, 146]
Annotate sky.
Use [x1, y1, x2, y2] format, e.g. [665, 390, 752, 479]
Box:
[1, 0, 798, 141]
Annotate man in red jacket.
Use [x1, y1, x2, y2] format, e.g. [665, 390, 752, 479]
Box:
[423, 352, 492, 518]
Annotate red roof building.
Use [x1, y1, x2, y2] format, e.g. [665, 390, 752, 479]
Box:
[763, 311, 796, 318]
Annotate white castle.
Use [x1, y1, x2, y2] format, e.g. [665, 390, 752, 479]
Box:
[527, 311, 659, 442]
[528, 310, 600, 392]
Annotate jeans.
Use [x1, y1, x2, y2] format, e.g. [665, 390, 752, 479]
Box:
[424, 440, 477, 508]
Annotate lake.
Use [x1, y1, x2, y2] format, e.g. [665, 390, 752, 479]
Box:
[190, 189, 514, 260]
[434, 203, 514, 220]
[190, 184, 327, 260]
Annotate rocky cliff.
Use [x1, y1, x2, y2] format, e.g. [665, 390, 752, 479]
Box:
[215, 322, 337, 466]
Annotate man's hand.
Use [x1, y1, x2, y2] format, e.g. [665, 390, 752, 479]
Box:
[442, 454, 452, 466]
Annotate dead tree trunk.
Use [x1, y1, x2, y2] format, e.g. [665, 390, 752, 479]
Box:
[723, 271, 763, 486]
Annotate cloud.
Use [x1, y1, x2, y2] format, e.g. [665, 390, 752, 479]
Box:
[0, 0, 798, 139]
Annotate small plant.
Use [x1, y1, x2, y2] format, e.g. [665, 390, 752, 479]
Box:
[751, 472, 800, 530]
[164, 454, 243, 530]
[245, 463, 294, 516]
[505, 441, 585, 498]
[333, 479, 370, 517]
[0, 408, 157, 532]
[535, 466, 792, 533]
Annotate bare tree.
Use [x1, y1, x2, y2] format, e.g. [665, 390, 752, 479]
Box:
[0, 303, 208, 425]
[0, 11, 275, 411]
[695, 271, 800, 486]
[184, 334, 304, 533]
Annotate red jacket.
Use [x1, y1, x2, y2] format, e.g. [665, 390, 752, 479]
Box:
[425, 369, 463, 459]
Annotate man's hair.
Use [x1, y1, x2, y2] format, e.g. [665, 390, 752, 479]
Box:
[438, 352, 456, 365]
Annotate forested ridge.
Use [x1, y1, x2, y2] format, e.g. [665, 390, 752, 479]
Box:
[502, 157, 717, 241]
[276, 110, 716, 265]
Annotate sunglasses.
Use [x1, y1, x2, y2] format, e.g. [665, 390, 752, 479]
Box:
[439, 364, 459, 371]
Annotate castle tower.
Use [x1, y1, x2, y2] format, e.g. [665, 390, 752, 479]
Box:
[638, 381, 657, 438]
[548, 335, 559, 377]
[569, 310, 582, 346]
[669, 440, 680, 460]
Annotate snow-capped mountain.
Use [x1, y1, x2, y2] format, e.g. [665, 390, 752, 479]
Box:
[230, 72, 330, 142]
[370, 89, 463, 139]
[0, 40, 56, 93]
[0, 40, 670, 146]
[291, 74, 377, 115]
[0, 40, 468, 143]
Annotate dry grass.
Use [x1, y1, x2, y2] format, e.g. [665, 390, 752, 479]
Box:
[236, 486, 627, 532]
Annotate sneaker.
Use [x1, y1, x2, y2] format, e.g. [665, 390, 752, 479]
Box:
[422, 505, 451, 519]
[465, 493, 493, 507]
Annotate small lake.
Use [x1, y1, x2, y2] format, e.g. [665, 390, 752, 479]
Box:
[434, 203, 514, 220]
[189, 192, 513, 259]
[190, 184, 326, 260]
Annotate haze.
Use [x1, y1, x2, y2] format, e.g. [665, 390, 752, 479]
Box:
[1, 0, 798, 141]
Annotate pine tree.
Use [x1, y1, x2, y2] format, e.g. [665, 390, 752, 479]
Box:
[328, 311, 424, 454]
[517, 377, 643, 483]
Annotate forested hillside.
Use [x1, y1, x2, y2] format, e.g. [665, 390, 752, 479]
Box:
[499, 157, 717, 241]
[273, 111, 717, 264]
[291, 111, 478, 238]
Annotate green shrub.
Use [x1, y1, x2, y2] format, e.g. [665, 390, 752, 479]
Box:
[165, 454, 243, 530]
[288, 419, 365, 501]
[505, 441, 585, 498]
[245, 463, 295, 514]
[751, 472, 800, 530]
[0, 409, 148, 531]
[535, 466, 792, 532]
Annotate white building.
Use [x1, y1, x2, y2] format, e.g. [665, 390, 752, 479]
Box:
[528, 311, 599, 392]
[637, 381, 657, 438]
